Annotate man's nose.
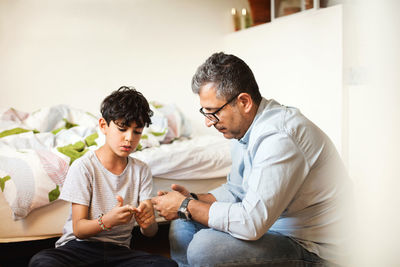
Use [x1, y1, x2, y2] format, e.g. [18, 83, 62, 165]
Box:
[205, 117, 216, 127]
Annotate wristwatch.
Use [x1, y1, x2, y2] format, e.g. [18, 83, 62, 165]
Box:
[177, 196, 194, 220]
[190, 192, 198, 200]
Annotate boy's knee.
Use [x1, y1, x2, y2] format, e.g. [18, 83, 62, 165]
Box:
[29, 250, 63, 267]
[29, 253, 48, 267]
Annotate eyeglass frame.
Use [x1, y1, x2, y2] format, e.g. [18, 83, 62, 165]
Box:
[199, 93, 240, 123]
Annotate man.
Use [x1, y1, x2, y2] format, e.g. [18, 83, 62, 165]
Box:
[152, 52, 352, 267]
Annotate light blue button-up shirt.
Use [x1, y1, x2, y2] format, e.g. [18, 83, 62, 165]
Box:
[208, 98, 352, 263]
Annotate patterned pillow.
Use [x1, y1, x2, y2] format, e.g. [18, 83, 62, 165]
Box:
[0, 147, 68, 220]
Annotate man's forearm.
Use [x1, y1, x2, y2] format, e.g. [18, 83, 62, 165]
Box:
[186, 193, 216, 226]
[197, 193, 217, 204]
[187, 199, 211, 226]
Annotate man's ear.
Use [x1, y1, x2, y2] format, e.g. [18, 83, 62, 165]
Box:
[237, 93, 253, 113]
[98, 117, 108, 134]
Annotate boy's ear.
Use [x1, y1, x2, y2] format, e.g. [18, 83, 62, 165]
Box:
[98, 118, 108, 134]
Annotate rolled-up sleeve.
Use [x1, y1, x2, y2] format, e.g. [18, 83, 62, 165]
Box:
[208, 201, 232, 230]
[208, 132, 309, 240]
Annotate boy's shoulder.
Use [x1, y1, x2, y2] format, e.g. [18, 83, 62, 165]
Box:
[68, 150, 97, 170]
[129, 155, 149, 169]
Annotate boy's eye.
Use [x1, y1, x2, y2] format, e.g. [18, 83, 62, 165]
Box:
[118, 127, 126, 132]
[134, 131, 143, 135]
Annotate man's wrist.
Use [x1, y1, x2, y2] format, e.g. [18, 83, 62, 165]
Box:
[177, 196, 194, 220]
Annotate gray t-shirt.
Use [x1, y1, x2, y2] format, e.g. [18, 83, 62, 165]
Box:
[55, 150, 153, 248]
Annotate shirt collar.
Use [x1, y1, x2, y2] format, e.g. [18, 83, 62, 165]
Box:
[238, 97, 269, 145]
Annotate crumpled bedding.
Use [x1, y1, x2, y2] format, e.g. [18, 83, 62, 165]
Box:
[0, 104, 231, 220]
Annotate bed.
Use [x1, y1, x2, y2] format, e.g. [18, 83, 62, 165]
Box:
[0, 104, 231, 243]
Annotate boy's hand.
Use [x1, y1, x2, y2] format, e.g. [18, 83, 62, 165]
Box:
[102, 195, 134, 229]
[132, 200, 156, 230]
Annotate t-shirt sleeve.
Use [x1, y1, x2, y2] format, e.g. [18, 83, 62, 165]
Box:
[60, 158, 92, 206]
[138, 163, 153, 202]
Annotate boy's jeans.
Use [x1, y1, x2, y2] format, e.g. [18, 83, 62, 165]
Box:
[169, 219, 328, 267]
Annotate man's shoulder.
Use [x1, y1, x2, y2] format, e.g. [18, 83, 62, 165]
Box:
[250, 101, 314, 142]
[252, 100, 289, 134]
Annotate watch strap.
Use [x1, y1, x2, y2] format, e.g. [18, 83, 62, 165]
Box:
[178, 196, 194, 220]
[190, 192, 199, 200]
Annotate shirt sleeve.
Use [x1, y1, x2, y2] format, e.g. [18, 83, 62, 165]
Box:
[208, 132, 309, 240]
[208, 176, 242, 203]
[60, 159, 92, 206]
[138, 163, 153, 202]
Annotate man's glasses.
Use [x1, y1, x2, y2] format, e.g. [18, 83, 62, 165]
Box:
[199, 93, 240, 123]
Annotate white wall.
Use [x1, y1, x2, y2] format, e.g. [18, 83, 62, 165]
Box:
[0, 0, 248, 134]
[2, 0, 400, 265]
[223, 6, 343, 153]
[342, 0, 400, 266]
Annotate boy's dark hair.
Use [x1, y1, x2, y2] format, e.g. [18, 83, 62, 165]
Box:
[191, 52, 262, 105]
[100, 86, 153, 128]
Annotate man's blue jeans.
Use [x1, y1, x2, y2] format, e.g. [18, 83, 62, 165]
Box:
[169, 219, 328, 267]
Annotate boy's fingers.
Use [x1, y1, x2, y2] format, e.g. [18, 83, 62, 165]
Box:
[138, 202, 147, 209]
[116, 195, 124, 207]
[122, 205, 134, 213]
[132, 207, 142, 213]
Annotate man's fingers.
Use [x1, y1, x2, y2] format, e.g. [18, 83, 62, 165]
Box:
[171, 184, 189, 195]
[171, 184, 183, 191]
[151, 196, 165, 209]
[157, 190, 168, 196]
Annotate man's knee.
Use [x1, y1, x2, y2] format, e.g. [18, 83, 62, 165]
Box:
[169, 219, 185, 239]
[187, 229, 225, 266]
[169, 219, 197, 245]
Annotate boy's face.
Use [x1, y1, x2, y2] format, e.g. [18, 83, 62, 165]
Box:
[99, 118, 143, 158]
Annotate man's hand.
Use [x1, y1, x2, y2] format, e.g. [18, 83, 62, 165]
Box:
[157, 183, 190, 197]
[151, 190, 186, 220]
[171, 184, 190, 196]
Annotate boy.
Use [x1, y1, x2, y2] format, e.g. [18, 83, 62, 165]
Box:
[30, 87, 177, 266]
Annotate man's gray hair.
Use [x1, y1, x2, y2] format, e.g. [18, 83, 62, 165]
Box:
[191, 52, 262, 104]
